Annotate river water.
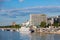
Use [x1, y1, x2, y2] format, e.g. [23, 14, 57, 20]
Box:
[0, 30, 60, 40]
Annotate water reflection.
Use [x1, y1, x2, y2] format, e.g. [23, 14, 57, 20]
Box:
[30, 33, 54, 40]
[0, 30, 20, 40]
[20, 33, 31, 40]
[0, 30, 60, 40]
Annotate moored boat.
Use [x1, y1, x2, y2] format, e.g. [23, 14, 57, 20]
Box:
[19, 27, 30, 34]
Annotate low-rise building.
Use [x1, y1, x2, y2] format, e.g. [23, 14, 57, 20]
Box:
[47, 17, 54, 25]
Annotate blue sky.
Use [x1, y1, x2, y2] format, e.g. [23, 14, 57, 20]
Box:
[0, 0, 60, 26]
[0, 0, 60, 9]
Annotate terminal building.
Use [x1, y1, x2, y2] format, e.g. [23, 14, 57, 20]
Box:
[30, 14, 47, 26]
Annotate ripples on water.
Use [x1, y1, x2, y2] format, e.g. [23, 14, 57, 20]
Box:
[0, 30, 60, 40]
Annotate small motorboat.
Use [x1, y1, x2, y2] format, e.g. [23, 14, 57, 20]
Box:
[29, 29, 34, 33]
[29, 25, 35, 33]
[6, 29, 10, 31]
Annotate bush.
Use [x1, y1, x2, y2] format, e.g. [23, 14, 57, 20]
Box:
[40, 21, 46, 28]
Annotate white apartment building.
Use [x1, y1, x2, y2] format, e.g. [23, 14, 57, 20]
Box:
[47, 18, 54, 25]
[30, 14, 47, 26]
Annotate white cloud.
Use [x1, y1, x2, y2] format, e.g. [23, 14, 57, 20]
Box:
[19, 0, 24, 2]
[1, 6, 60, 14]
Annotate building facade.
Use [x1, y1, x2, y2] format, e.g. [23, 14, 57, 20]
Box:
[30, 14, 47, 26]
[47, 17, 54, 25]
[54, 16, 60, 23]
[47, 15, 60, 25]
[12, 22, 16, 26]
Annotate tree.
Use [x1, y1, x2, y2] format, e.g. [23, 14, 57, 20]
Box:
[40, 21, 46, 28]
[11, 24, 21, 28]
[46, 23, 51, 28]
[53, 22, 58, 27]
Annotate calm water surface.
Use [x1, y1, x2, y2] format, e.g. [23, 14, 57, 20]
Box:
[0, 30, 60, 40]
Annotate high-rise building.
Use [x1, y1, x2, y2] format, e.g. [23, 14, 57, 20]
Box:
[30, 14, 47, 26]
